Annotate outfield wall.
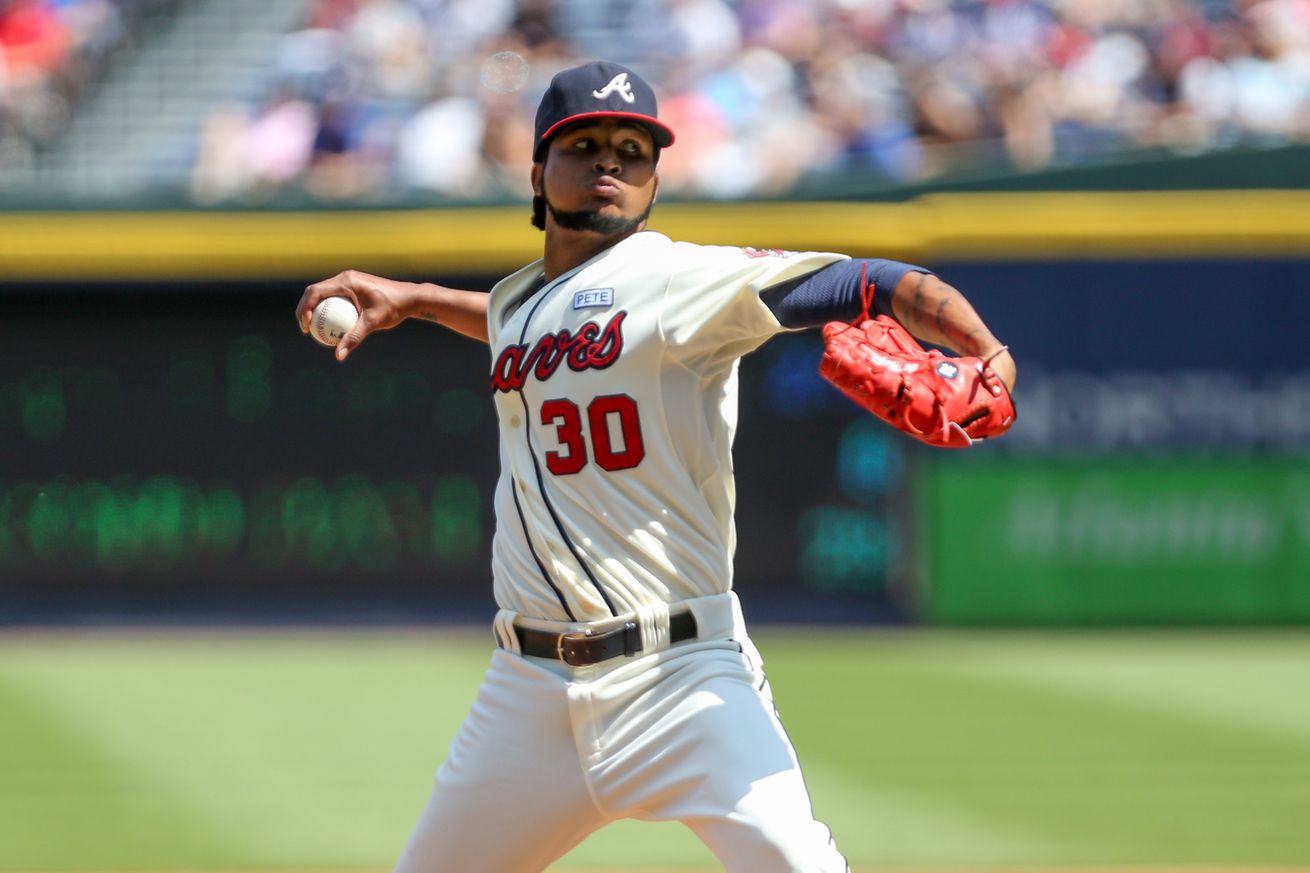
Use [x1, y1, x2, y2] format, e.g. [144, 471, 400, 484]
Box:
[1, 192, 1307, 624]
[916, 256, 1310, 624]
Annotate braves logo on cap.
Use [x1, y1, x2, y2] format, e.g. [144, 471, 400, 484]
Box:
[592, 73, 635, 104]
[533, 61, 676, 160]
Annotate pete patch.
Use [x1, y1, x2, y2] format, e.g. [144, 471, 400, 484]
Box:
[573, 288, 614, 310]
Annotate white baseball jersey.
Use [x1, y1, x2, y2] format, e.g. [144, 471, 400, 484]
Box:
[486, 230, 846, 622]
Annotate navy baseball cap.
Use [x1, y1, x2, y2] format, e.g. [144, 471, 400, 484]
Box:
[533, 61, 676, 161]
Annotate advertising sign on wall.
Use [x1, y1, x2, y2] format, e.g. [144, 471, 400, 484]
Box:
[924, 459, 1310, 624]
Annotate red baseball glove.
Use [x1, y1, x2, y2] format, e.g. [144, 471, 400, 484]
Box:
[820, 312, 1016, 449]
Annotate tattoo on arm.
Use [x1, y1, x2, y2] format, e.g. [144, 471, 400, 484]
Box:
[910, 273, 928, 333]
[933, 295, 949, 335]
[902, 275, 999, 355]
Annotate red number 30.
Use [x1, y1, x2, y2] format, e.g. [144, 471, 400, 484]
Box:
[540, 394, 645, 475]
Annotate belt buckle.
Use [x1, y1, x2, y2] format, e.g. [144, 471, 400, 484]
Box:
[557, 628, 594, 666]
[557, 622, 641, 666]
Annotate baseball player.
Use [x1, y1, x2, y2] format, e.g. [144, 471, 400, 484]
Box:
[297, 61, 1015, 873]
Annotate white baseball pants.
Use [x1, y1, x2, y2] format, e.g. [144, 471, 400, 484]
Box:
[393, 593, 848, 873]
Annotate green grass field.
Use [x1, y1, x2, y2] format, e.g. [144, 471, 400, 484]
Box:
[1, 628, 1308, 871]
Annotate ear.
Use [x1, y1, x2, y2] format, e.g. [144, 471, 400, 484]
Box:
[530, 163, 544, 198]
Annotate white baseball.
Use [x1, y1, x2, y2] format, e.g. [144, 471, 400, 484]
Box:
[310, 297, 359, 348]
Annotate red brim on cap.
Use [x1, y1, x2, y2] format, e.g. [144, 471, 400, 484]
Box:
[537, 111, 676, 154]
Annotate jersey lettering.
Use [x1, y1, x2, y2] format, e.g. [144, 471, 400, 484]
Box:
[541, 399, 588, 475]
[573, 288, 614, 309]
[492, 311, 627, 393]
[540, 394, 646, 475]
[589, 394, 644, 471]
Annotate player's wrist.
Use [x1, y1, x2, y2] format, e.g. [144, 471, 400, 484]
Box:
[983, 346, 1016, 392]
[403, 282, 450, 324]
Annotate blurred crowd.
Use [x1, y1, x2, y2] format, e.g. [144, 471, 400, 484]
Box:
[0, 0, 173, 177]
[5, 0, 1310, 202]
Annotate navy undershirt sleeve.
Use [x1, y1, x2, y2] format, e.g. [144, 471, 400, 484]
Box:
[759, 258, 934, 329]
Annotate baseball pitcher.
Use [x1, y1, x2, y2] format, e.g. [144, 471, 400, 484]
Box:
[297, 61, 1016, 873]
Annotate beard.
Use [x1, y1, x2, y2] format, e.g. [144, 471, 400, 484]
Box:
[544, 192, 653, 235]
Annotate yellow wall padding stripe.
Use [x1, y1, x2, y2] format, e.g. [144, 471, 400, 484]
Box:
[2, 191, 1308, 281]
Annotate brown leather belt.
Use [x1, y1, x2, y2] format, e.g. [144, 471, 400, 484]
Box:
[515, 609, 698, 666]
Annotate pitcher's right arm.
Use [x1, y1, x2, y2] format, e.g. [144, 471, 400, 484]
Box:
[297, 270, 490, 360]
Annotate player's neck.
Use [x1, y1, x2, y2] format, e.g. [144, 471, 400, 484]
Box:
[542, 226, 643, 281]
